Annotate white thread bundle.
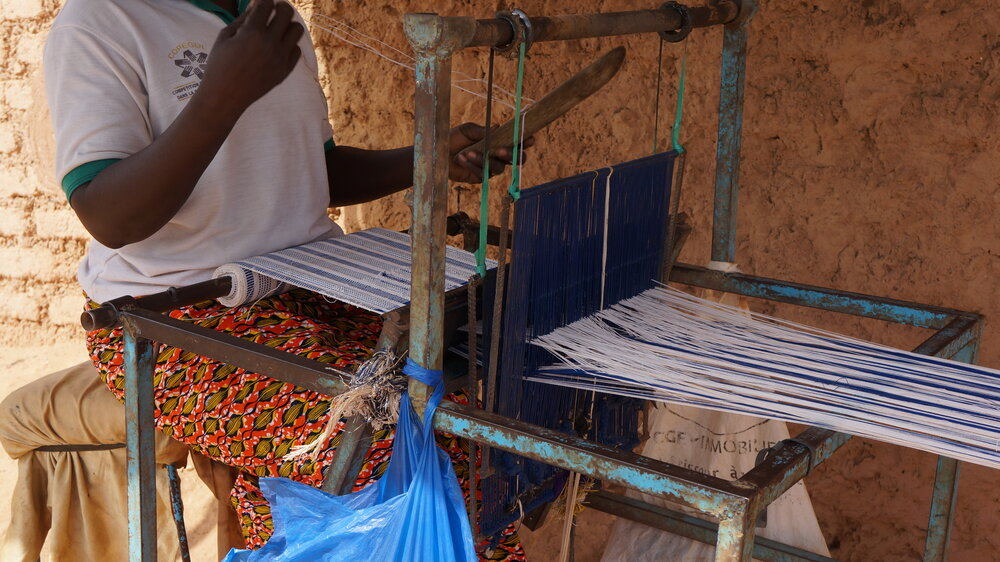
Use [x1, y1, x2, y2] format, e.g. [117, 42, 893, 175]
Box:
[530, 286, 1000, 469]
[288, 350, 406, 459]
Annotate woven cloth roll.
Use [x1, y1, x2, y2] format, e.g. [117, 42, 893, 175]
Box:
[212, 228, 489, 314]
[214, 263, 294, 308]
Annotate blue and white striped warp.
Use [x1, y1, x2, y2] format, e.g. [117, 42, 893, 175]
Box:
[214, 228, 491, 315]
[530, 285, 1000, 470]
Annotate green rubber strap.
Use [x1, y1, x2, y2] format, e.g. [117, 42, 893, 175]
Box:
[506, 42, 527, 201]
[671, 41, 688, 155]
[475, 151, 491, 276]
[653, 38, 664, 155]
[186, 0, 247, 24]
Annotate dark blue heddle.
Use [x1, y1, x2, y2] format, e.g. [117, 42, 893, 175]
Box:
[479, 151, 676, 536]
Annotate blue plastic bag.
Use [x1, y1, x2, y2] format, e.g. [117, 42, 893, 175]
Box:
[224, 360, 476, 561]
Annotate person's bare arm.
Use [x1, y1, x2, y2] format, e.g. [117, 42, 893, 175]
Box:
[69, 0, 302, 249]
[325, 123, 532, 207]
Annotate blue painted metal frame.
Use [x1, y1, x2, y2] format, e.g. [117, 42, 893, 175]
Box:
[669, 265, 982, 560]
[165, 463, 192, 562]
[922, 341, 979, 562]
[670, 264, 974, 330]
[712, 1, 756, 263]
[114, 265, 982, 561]
[585, 490, 838, 562]
[123, 319, 157, 562]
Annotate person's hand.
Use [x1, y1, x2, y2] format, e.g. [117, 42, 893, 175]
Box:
[448, 123, 535, 184]
[198, 0, 305, 118]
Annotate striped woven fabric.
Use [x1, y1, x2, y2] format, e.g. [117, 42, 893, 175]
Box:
[214, 228, 491, 315]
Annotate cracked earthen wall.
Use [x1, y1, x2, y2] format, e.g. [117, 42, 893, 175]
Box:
[2, 0, 998, 559]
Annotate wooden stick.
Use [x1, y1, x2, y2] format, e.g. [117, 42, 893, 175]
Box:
[465, 46, 626, 156]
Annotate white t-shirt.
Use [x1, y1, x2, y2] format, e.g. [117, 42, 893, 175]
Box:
[45, 0, 343, 303]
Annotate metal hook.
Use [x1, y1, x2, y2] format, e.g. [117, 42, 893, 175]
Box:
[659, 2, 693, 43]
[495, 8, 533, 57]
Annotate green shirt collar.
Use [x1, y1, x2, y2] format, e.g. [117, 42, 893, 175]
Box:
[185, 0, 251, 24]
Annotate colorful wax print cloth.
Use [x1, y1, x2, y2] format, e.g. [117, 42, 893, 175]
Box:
[86, 289, 525, 560]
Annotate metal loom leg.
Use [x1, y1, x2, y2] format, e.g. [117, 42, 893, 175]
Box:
[406, 19, 456, 415]
[715, 502, 756, 562]
[321, 415, 372, 496]
[123, 324, 157, 561]
[165, 464, 191, 562]
[922, 342, 977, 561]
[923, 455, 960, 562]
[711, 0, 756, 264]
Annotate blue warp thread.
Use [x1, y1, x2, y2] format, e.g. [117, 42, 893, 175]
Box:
[478, 151, 676, 536]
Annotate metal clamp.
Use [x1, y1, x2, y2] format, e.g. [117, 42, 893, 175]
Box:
[753, 447, 770, 528]
[784, 437, 817, 476]
[495, 8, 533, 57]
[659, 2, 693, 42]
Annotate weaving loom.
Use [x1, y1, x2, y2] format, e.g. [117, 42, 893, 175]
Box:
[204, 153, 676, 536]
[86, 3, 990, 561]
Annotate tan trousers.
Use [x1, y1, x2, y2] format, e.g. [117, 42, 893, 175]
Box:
[0, 362, 243, 562]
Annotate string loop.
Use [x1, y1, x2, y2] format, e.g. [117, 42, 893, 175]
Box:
[474, 48, 497, 277]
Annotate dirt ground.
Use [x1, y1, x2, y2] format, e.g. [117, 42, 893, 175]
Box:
[2, 0, 998, 560]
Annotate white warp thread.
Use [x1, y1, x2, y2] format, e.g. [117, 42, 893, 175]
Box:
[706, 260, 741, 273]
[214, 228, 493, 314]
[530, 285, 1000, 470]
[308, 14, 534, 111]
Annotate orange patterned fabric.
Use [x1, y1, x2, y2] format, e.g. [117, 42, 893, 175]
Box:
[86, 289, 525, 560]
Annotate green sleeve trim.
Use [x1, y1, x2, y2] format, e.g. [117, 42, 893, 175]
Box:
[62, 159, 120, 202]
[324, 138, 336, 152]
[185, 0, 248, 24]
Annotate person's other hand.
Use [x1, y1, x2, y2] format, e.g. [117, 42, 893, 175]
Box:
[448, 123, 536, 184]
[199, 0, 305, 118]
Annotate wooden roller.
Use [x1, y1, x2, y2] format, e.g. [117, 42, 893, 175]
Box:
[465, 46, 626, 156]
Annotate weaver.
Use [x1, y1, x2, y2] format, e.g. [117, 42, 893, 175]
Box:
[20, 0, 527, 558]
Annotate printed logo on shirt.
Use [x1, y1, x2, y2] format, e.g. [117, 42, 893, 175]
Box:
[169, 47, 209, 102]
[175, 50, 208, 79]
[168, 42, 207, 60]
[171, 81, 201, 102]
